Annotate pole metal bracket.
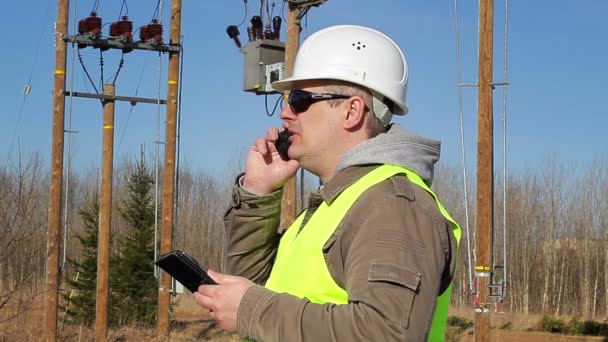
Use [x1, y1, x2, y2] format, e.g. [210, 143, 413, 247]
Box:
[64, 91, 167, 105]
[63, 34, 182, 53]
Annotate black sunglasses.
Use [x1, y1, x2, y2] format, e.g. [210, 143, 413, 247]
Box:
[287, 90, 351, 114]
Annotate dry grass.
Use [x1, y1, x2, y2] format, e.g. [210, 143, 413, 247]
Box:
[448, 306, 608, 342]
[0, 293, 240, 342]
[2, 299, 606, 341]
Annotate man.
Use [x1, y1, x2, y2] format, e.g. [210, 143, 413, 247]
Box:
[194, 25, 460, 341]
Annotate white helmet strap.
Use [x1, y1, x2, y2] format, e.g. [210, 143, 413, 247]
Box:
[372, 94, 393, 127]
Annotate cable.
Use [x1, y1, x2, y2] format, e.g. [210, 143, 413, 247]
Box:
[453, 0, 474, 296]
[78, 48, 100, 96]
[174, 37, 185, 260]
[500, 0, 510, 303]
[281, 0, 286, 22]
[5, 0, 53, 169]
[158, 0, 164, 23]
[259, 0, 264, 17]
[119, 0, 129, 19]
[152, 0, 162, 21]
[99, 49, 105, 89]
[91, 0, 100, 12]
[264, 93, 283, 116]
[116, 58, 148, 153]
[270, 1, 276, 19]
[63, 0, 80, 273]
[237, 0, 249, 27]
[154, 48, 163, 275]
[111, 52, 125, 85]
[6, 92, 28, 171]
[266, 0, 273, 23]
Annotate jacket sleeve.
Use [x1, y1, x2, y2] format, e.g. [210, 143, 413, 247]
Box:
[223, 176, 283, 285]
[235, 177, 456, 342]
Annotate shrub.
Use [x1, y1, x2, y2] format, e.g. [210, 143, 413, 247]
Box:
[499, 321, 513, 330]
[447, 316, 474, 331]
[446, 316, 473, 342]
[537, 315, 608, 337]
[539, 315, 566, 333]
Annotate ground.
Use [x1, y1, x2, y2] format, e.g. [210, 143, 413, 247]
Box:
[0, 294, 606, 341]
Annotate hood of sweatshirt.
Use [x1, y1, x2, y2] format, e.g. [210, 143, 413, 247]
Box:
[334, 123, 441, 185]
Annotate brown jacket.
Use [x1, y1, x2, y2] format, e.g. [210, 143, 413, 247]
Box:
[224, 165, 458, 341]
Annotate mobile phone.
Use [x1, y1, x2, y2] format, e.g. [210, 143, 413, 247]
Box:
[275, 130, 292, 161]
[154, 250, 217, 292]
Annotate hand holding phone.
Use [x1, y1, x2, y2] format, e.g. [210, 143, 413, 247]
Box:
[274, 130, 292, 161]
[154, 250, 217, 293]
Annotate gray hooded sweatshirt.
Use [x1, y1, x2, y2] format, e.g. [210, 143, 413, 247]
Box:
[335, 123, 441, 185]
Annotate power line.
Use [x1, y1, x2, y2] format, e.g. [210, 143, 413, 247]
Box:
[116, 58, 150, 153]
[5, 0, 53, 168]
[78, 48, 100, 95]
[99, 49, 105, 90]
[452, 0, 474, 297]
[91, 0, 100, 12]
[151, 0, 162, 21]
[118, 0, 129, 19]
[237, 0, 249, 27]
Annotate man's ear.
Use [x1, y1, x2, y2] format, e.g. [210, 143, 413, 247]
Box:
[343, 96, 367, 130]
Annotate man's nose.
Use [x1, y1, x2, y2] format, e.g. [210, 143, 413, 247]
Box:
[279, 100, 297, 121]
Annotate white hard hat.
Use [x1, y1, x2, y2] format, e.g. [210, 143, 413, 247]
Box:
[272, 25, 409, 124]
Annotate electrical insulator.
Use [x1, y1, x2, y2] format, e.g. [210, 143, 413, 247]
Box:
[250, 16, 263, 41]
[139, 26, 149, 42]
[78, 19, 87, 35]
[148, 20, 163, 42]
[247, 25, 255, 42]
[272, 16, 282, 40]
[78, 11, 102, 37]
[140, 19, 163, 44]
[24, 84, 31, 95]
[264, 23, 273, 40]
[109, 16, 133, 40]
[226, 25, 242, 48]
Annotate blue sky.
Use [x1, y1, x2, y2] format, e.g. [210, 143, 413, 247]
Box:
[1, 1, 606, 179]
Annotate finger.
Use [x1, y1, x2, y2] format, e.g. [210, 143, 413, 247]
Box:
[207, 269, 231, 284]
[199, 283, 219, 297]
[193, 292, 214, 310]
[267, 128, 279, 142]
[253, 137, 269, 155]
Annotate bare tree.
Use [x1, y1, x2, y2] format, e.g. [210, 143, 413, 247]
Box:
[0, 153, 48, 324]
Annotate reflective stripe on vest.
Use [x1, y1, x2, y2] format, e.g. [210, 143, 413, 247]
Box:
[265, 164, 461, 341]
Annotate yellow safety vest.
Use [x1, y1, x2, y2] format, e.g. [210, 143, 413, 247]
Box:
[265, 164, 461, 341]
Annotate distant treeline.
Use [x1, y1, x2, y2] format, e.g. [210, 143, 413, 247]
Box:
[0, 152, 606, 322]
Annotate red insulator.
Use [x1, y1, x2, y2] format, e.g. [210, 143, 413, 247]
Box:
[78, 18, 88, 34]
[85, 12, 102, 36]
[139, 25, 150, 41]
[110, 16, 133, 39]
[119, 16, 133, 38]
[147, 19, 163, 43]
[109, 22, 120, 37]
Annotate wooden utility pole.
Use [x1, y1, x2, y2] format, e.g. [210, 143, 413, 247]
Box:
[157, 0, 182, 337]
[280, 1, 325, 226]
[475, 0, 494, 340]
[46, 0, 69, 340]
[95, 84, 115, 341]
[280, 3, 301, 227]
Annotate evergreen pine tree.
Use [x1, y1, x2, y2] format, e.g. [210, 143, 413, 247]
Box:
[62, 193, 100, 326]
[111, 158, 158, 326]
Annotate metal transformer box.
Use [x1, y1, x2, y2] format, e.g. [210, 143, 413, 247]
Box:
[241, 39, 286, 95]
